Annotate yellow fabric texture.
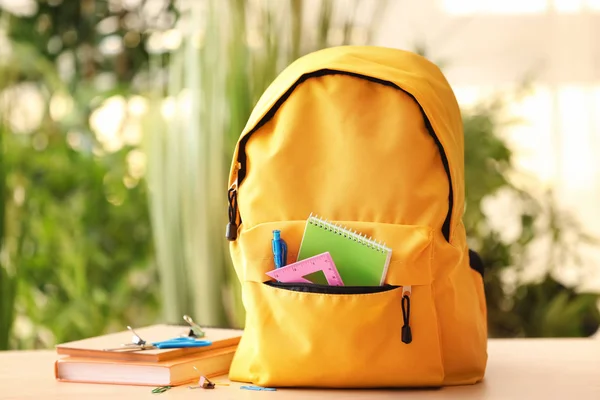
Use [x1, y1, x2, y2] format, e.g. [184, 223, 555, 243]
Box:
[227, 46, 487, 387]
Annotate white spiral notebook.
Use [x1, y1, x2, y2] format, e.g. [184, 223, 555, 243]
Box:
[297, 215, 392, 286]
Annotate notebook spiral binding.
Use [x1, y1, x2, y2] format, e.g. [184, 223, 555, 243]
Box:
[308, 214, 392, 254]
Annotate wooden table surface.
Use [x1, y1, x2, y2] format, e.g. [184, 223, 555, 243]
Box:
[1, 338, 599, 399]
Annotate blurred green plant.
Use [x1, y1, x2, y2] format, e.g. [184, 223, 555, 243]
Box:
[0, 120, 14, 351]
[0, 0, 177, 349]
[0, 38, 66, 349]
[1, 0, 597, 351]
[143, 0, 389, 328]
[462, 100, 600, 337]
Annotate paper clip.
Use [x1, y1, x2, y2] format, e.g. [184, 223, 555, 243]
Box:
[240, 385, 276, 391]
[151, 385, 171, 393]
[183, 315, 206, 338]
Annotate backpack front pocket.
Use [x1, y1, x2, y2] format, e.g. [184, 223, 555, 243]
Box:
[229, 220, 443, 387]
[229, 279, 444, 388]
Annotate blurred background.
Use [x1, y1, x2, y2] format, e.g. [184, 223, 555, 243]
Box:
[1, 0, 599, 350]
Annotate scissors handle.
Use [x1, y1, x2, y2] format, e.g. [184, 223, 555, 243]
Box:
[152, 339, 212, 349]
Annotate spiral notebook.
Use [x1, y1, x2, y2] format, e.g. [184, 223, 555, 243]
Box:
[297, 215, 392, 286]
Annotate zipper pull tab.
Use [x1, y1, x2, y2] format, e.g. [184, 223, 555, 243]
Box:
[226, 184, 238, 241]
[226, 163, 242, 241]
[401, 285, 412, 344]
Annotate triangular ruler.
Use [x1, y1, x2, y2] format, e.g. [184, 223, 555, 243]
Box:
[265, 252, 344, 286]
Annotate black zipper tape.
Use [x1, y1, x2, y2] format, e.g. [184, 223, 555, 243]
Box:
[234, 69, 453, 242]
[264, 281, 399, 295]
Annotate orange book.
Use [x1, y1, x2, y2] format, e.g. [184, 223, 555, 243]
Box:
[55, 345, 237, 386]
[55, 325, 241, 362]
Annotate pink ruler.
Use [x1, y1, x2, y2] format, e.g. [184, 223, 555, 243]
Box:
[265, 252, 344, 286]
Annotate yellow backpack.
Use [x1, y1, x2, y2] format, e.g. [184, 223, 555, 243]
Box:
[226, 46, 487, 388]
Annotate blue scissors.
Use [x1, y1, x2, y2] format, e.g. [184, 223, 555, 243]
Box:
[104, 326, 212, 352]
[149, 336, 212, 349]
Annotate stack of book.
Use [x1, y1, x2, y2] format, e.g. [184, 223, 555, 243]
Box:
[54, 324, 242, 386]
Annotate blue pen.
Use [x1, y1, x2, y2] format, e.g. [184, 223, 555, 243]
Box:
[272, 230, 288, 268]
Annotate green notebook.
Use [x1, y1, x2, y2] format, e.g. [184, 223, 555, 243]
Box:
[297, 215, 392, 286]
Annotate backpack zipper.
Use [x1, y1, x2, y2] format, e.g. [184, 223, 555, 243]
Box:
[401, 285, 412, 344]
[226, 164, 240, 241]
[226, 69, 454, 243]
[265, 281, 412, 344]
[264, 281, 398, 294]
[226, 185, 238, 241]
